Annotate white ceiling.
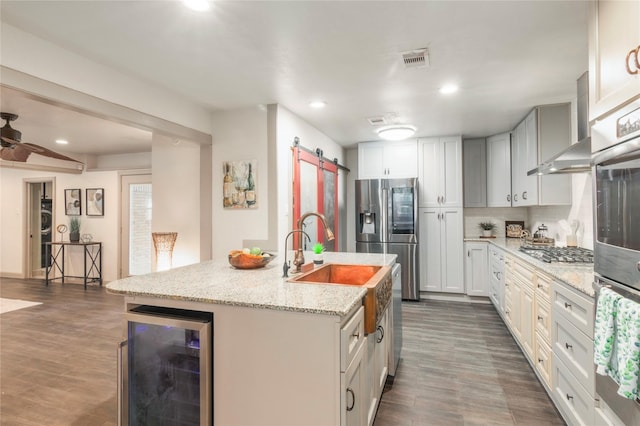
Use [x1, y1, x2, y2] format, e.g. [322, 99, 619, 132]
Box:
[0, 0, 589, 156]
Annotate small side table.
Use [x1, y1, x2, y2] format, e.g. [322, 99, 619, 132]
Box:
[45, 241, 102, 290]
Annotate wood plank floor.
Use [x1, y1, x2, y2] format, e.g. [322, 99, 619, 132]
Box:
[374, 300, 565, 426]
[1, 278, 564, 425]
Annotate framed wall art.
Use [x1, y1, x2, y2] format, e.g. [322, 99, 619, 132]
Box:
[222, 160, 257, 209]
[86, 188, 104, 216]
[65, 188, 82, 216]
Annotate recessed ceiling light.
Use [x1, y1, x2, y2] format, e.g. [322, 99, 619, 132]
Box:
[439, 84, 458, 95]
[309, 101, 327, 108]
[183, 0, 210, 11]
[56, 139, 68, 145]
[375, 125, 416, 141]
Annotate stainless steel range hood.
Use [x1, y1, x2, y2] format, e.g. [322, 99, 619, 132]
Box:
[527, 136, 591, 175]
[528, 72, 591, 176]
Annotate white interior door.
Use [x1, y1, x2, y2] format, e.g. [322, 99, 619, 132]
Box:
[26, 180, 54, 279]
[120, 174, 152, 278]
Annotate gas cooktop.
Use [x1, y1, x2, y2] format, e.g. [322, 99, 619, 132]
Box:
[518, 245, 594, 264]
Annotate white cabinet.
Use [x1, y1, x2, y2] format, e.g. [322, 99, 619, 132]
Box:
[463, 138, 487, 208]
[488, 245, 506, 313]
[418, 136, 463, 208]
[511, 104, 572, 207]
[342, 343, 365, 426]
[504, 255, 535, 358]
[588, 0, 640, 121]
[419, 207, 464, 293]
[358, 140, 418, 179]
[464, 242, 489, 297]
[364, 306, 390, 426]
[486, 133, 512, 207]
[341, 306, 366, 426]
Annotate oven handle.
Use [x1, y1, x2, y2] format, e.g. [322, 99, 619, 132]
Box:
[593, 273, 640, 303]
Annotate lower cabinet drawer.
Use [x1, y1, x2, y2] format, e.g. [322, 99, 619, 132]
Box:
[534, 334, 552, 388]
[553, 354, 595, 426]
[552, 281, 594, 339]
[552, 311, 595, 396]
[341, 306, 365, 372]
[535, 298, 552, 345]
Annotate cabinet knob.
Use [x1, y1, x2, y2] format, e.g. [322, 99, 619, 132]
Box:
[538, 358, 544, 364]
[352, 332, 360, 339]
[566, 393, 574, 402]
[565, 342, 573, 350]
[346, 388, 355, 411]
[564, 302, 572, 309]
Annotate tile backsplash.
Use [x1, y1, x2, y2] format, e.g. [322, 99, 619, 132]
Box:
[464, 174, 594, 249]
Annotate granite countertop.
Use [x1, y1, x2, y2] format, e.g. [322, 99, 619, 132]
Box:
[465, 237, 595, 297]
[106, 251, 397, 317]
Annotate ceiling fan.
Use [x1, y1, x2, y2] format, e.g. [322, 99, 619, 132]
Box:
[0, 112, 83, 164]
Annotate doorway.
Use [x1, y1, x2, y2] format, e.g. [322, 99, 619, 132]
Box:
[26, 180, 54, 278]
[120, 174, 152, 278]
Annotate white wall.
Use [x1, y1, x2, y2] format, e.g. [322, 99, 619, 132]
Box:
[152, 135, 203, 268]
[211, 106, 270, 259]
[0, 166, 120, 281]
[1, 24, 211, 134]
[209, 104, 346, 260]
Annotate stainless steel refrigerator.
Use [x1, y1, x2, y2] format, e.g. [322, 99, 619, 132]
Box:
[355, 178, 419, 300]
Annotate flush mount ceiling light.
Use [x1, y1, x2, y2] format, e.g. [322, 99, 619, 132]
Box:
[375, 125, 416, 141]
[439, 84, 459, 95]
[56, 139, 68, 145]
[183, 0, 210, 11]
[309, 101, 327, 109]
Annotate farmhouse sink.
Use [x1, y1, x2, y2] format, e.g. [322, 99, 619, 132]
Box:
[290, 263, 392, 334]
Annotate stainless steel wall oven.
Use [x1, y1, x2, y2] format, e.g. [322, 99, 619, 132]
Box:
[592, 100, 640, 425]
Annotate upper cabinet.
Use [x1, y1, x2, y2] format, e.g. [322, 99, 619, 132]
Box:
[511, 104, 572, 207]
[358, 140, 418, 179]
[418, 136, 463, 208]
[588, 0, 640, 121]
[486, 133, 512, 207]
[462, 138, 487, 208]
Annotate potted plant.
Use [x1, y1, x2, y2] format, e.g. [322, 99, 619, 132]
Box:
[69, 217, 81, 242]
[479, 221, 496, 237]
[312, 242, 324, 265]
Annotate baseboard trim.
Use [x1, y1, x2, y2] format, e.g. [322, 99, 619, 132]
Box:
[418, 292, 491, 304]
[0, 272, 26, 280]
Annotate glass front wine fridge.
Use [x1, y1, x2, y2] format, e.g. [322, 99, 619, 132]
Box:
[118, 305, 213, 425]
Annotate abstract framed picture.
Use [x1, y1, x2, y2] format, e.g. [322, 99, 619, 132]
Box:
[65, 188, 82, 216]
[86, 188, 104, 216]
[222, 160, 257, 209]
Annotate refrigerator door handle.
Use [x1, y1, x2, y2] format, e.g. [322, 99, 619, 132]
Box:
[381, 187, 389, 243]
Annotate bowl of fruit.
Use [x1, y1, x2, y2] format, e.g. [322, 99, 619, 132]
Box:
[228, 247, 276, 269]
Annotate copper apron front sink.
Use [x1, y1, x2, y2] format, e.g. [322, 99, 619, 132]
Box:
[290, 263, 392, 334]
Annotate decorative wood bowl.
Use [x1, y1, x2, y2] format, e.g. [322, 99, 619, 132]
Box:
[228, 251, 276, 269]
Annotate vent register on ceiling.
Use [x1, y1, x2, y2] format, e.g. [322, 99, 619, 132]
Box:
[0, 112, 83, 164]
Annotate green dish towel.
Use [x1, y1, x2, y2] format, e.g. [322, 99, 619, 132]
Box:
[594, 287, 640, 400]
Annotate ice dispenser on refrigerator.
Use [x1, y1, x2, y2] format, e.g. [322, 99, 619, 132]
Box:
[356, 178, 420, 300]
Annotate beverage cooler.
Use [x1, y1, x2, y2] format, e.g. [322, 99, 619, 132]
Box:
[118, 306, 213, 426]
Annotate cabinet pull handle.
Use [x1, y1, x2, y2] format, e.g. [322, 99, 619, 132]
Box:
[514, 194, 518, 202]
[117, 340, 128, 424]
[442, 196, 445, 204]
[376, 325, 385, 343]
[565, 342, 573, 350]
[507, 194, 511, 202]
[467, 250, 470, 257]
[497, 272, 502, 280]
[626, 46, 640, 75]
[566, 393, 574, 402]
[564, 302, 572, 309]
[522, 191, 528, 200]
[538, 358, 544, 363]
[346, 388, 355, 411]
[537, 315, 543, 321]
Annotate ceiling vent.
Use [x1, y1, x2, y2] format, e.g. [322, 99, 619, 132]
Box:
[402, 48, 429, 69]
[367, 116, 387, 126]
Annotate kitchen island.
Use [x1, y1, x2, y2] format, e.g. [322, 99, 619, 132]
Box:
[107, 251, 397, 426]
